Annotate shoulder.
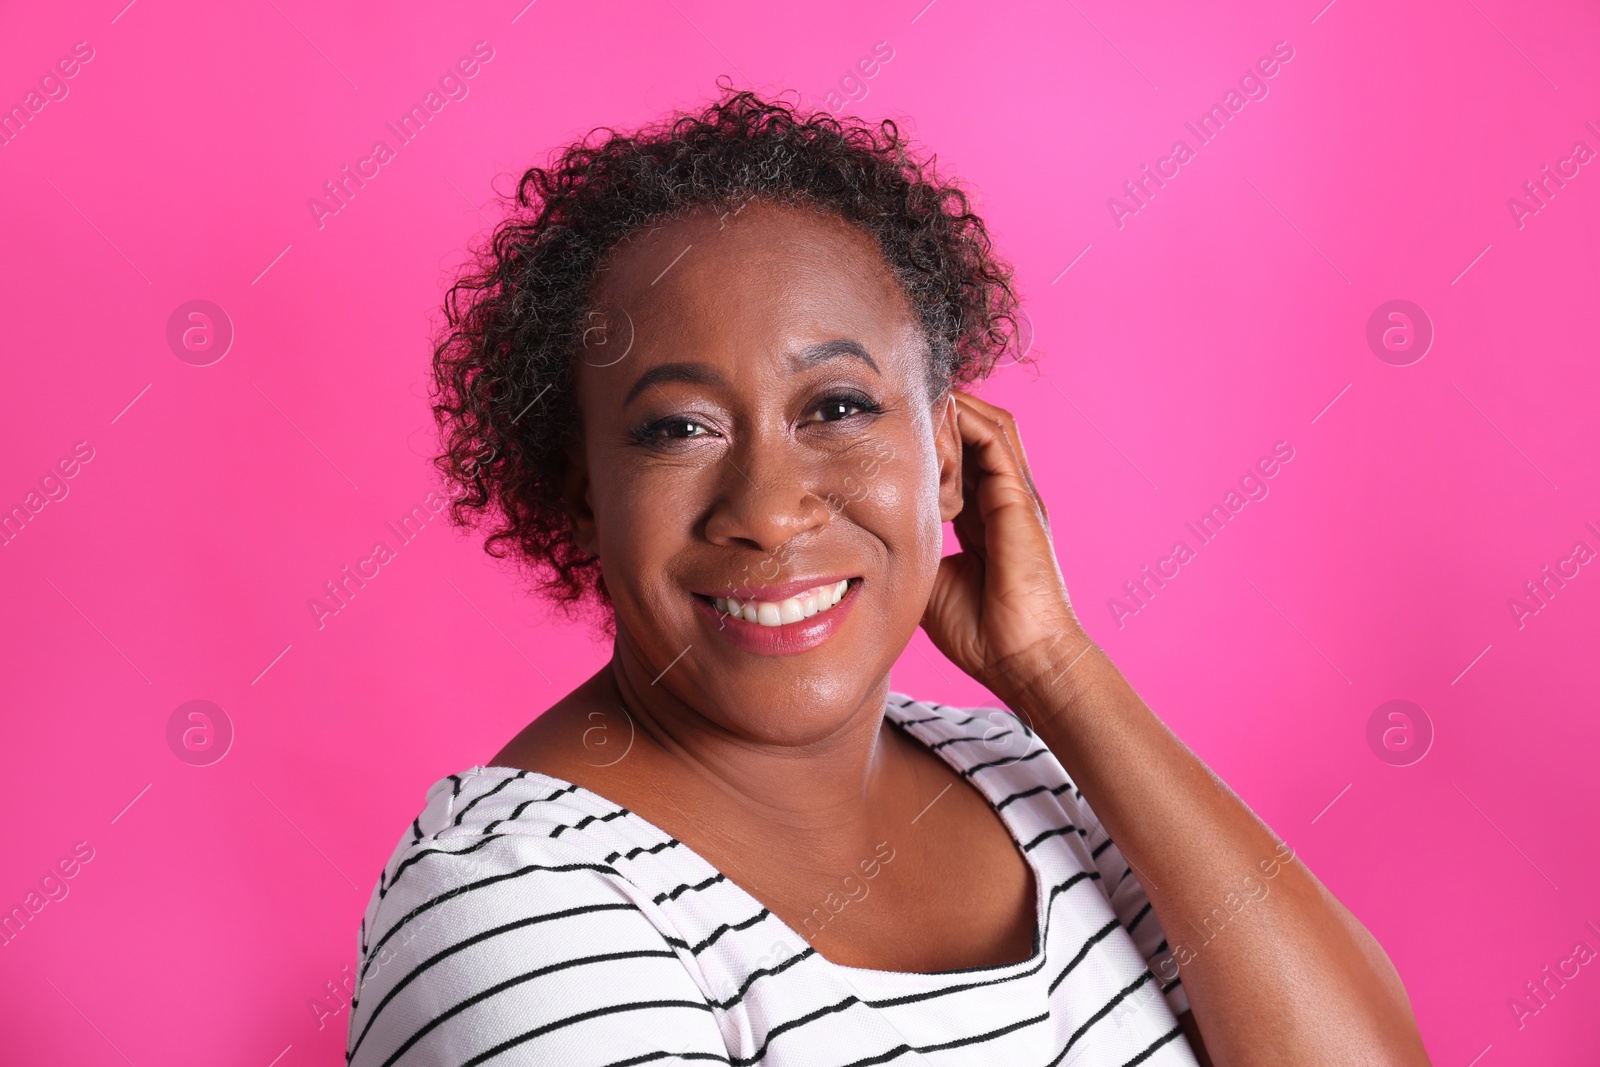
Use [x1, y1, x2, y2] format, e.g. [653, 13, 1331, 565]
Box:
[356, 767, 670, 952]
[885, 690, 1074, 791]
[348, 768, 725, 1066]
[885, 690, 1109, 863]
[354, 769, 641, 982]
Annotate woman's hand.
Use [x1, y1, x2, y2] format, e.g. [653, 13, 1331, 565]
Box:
[919, 391, 1090, 700]
[921, 400, 1433, 1067]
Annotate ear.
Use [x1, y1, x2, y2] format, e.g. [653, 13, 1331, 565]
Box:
[560, 439, 599, 557]
[933, 390, 963, 524]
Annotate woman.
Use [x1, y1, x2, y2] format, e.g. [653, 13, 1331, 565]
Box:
[346, 89, 1431, 1066]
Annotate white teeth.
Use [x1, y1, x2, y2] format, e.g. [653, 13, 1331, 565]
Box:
[710, 580, 854, 627]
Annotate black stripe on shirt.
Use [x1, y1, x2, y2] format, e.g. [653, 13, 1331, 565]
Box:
[894, 712, 979, 728]
[1126, 901, 1153, 933]
[373, 948, 681, 1067]
[549, 807, 630, 838]
[451, 770, 528, 825]
[707, 945, 817, 1010]
[828, 1009, 1053, 1067]
[599, 1053, 732, 1067]
[865, 949, 1050, 1009]
[962, 747, 1049, 777]
[607, 839, 681, 864]
[995, 782, 1074, 811]
[458, 999, 721, 1067]
[1122, 1022, 1185, 1066]
[360, 860, 622, 983]
[912, 1009, 1052, 1055]
[728, 994, 862, 1065]
[1045, 869, 1103, 908]
[655, 873, 725, 905]
[1023, 824, 1086, 852]
[381, 834, 507, 899]
[482, 783, 579, 834]
[1048, 970, 1157, 1065]
[349, 902, 639, 1059]
[1046, 918, 1122, 994]
[685, 908, 771, 955]
[928, 732, 1011, 751]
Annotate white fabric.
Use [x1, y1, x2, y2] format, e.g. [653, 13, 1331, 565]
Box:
[347, 693, 1198, 1067]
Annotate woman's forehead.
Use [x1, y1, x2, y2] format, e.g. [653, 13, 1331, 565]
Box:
[591, 200, 919, 346]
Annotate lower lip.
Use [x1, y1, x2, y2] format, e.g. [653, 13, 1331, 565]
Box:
[692, 581, 861, 656]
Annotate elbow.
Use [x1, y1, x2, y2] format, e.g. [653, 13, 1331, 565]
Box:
[1341, 914, 1433, 1064]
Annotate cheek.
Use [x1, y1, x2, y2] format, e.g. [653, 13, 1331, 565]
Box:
[592, 460, 697, 596]
[845, 436, 946, 590]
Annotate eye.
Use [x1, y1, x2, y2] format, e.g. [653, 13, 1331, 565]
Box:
[631, 417, 719, 444]
[809, 393, 883, 423]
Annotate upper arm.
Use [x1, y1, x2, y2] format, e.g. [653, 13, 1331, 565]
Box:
[347, 840, 729, 1066]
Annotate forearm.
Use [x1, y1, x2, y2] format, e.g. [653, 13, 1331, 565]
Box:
[984, 626, 1430, 1066]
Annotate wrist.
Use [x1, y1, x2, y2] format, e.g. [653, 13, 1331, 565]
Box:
[978, 621, 1109, 723]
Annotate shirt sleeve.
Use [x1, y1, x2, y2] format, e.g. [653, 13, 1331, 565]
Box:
[1062, 782, 1192, 1022]
[346, 834, 730, 1066]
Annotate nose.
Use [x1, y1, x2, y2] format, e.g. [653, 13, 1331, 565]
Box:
[702, 441, 832, 556]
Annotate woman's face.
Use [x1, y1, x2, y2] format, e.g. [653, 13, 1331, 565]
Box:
[565, 199, 964, 745]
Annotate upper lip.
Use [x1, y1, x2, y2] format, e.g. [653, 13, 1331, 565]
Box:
[693, 574, 858, 602]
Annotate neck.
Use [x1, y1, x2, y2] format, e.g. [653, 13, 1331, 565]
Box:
[601, 632, 901, 838]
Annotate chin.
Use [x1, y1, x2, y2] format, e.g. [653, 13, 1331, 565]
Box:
[626, 587, 912, 742]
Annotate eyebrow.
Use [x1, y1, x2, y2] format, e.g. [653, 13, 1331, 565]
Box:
[621, 339, 880, 409]
[622, 362, 724, 408]
[788, 338, 880, 376]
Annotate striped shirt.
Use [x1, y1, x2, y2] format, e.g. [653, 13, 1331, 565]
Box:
[347, 693, 1199, 1067]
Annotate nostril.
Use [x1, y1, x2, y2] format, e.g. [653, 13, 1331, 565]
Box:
[703, 486, 834, 552]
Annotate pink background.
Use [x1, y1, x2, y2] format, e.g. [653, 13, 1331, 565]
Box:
[2, 0, 1597, 1063]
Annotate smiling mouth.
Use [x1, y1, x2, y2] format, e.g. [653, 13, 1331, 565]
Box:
[695, 579, 858, 627]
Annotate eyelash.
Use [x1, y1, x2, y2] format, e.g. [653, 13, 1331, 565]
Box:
[812, 392, 884, 423]
[630, 392, 884, 444]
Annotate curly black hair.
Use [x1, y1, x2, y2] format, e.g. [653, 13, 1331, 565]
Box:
[429, 82, 1028, 619]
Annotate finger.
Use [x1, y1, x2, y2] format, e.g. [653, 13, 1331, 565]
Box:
[953, 393, 1040, 497]
[953, 395, 1043, 524]
[952, 393, 1048, 524]
[943, 405, 988, 558]
[950, 395, 1045, 525]
[952, 437, 988, 559]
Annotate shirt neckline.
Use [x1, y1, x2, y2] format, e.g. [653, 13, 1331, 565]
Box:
[456, 694, 1051, 984]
